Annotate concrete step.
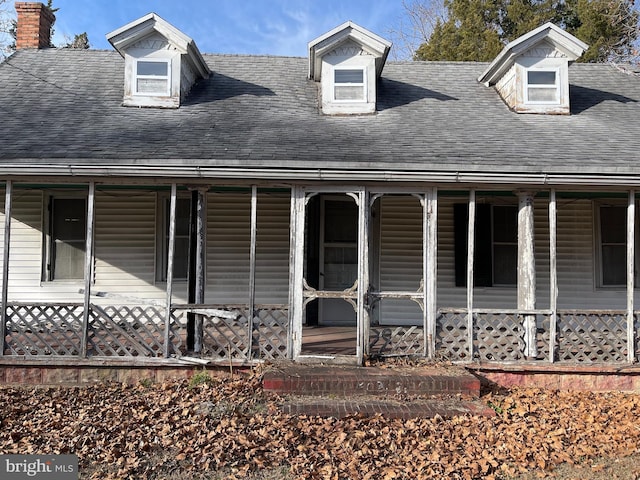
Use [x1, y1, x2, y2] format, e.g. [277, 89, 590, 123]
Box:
[277, 396, 496, 420]
[262, 364, 481, 398]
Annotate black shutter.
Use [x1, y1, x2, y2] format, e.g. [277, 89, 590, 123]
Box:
[453, 203, 492, 287]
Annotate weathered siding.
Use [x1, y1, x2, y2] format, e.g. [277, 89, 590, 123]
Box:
[93, 190, 160, 300]
[206, 191, 291, 304]
[5, 189, 45, 300]
[377, 195, 423, 325]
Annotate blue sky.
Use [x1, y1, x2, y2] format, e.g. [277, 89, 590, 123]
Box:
[45, 0, 410, 57]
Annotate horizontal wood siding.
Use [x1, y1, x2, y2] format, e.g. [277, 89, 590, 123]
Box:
[254, 192, 290, 304]
[377, 195, 423, 325]
[0, 187, 4, 292]
[93, 190, 162, 301]
[207, 193, 251, 303]
[206, 192, 290, 305]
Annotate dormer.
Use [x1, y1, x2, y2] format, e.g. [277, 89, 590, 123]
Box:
[308, 21, 391, 115]
[106, 13, 210, 108]
[478, 23, 588, 115]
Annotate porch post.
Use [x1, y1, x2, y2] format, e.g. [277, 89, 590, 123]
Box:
[358, 189, 370, 363]
[288, 186, 306, 358]
[81, 181, 96, 357]
[163, 183, 177, 358]
[627, 190, 635, 363]
[425, 187, 438, 358]
[549, 189, 558, 363]
[466, 190, 476, 360]
[1, 180, 13, 356]
[187, 186, 207, 354]
[517, 190, 537, 359]
[247, 185, 258, 358]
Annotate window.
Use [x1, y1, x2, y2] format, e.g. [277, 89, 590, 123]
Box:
[48, 197, 86, 281]
[596, 204, 640, 287]
[333, 68, 366, 102]
[134, 59, 170, 96]
[158, 196, 190, 281]
[525, 69, 559, 103]
[454, 203, 517, 287]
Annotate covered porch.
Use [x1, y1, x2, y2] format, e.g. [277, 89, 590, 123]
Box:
[1, 180, 639, 367]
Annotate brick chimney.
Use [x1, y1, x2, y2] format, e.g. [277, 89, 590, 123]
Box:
[15, 2, 56, 49]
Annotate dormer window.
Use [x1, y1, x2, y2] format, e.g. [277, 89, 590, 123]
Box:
[525, 68, 559, 104]
[308, 21, 391, 115]
[478, 23, 588, 115]
[135, 59, 171, 96]
[334, 68, 366, 102]
[107, 13, 210, 109]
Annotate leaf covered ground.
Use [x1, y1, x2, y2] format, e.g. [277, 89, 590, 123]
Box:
[1, 370, 640, 480]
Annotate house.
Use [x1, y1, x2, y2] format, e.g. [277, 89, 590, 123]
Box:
[1, 2, 639, 380]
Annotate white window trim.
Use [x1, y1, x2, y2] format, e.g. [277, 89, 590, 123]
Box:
[524, 67, 560, 105]
[133, 58, 171, 97]
[332, 67, 367, 103]
[43, 193, 88, 283]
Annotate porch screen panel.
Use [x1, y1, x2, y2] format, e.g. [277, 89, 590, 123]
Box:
[93, 191, 157, 292]
[7, 191, 42, 296]
[207, 193, 251, 302]
[0, 188, 4, 292]
[378, 196, 423, 325]
[254, 192, 291, 304]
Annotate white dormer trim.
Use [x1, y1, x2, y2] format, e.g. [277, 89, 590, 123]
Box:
[308, 21, 391, 115]
[106, 13, 210, 108]
[478, 23, 588, 115]
[478, 23, 588, 86]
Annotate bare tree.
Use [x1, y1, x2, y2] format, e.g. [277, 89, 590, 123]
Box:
[606, 0, 640, 74]
[386, 0, 447, 60]
[0, 0, 15, 59]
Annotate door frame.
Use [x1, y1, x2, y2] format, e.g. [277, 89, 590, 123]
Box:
[290, 186, 369, 364]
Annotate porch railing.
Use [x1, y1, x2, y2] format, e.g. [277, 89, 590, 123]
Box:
[436, 308, 638, 364]
[2, 302, 288, 362]
[2, 302, 637, 364]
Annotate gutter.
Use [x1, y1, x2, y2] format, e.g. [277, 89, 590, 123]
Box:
[2, 164, 640, 187]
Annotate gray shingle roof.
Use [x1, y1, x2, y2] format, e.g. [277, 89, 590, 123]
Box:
[1, 48, 639, 183]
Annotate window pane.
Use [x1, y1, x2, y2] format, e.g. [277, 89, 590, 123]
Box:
[602, 245, 626, 285]
[334, 69, 363, 84]
[324, 200, 358, 242]
[51, 198, 86, 280]
[137, 78, 168, 94]
[334, 85, 364, 101]
[527, 88, 558, 102]
[137, 61, 168, 76]
[493, 206, 517, 243]
[493, 244, 517, 285]
[164, 197, 191, 281]
[173, 237, 190, 280]
[601, 206, 626, 243]
[528, 71, 556, 85]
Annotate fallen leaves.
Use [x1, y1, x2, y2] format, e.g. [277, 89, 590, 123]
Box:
[0, 375, 639, 479]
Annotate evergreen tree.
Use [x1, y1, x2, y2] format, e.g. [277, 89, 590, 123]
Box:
[414, 0, 639, 63]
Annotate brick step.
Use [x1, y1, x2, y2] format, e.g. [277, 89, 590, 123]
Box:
[277, 396, 496, 419]
[262, 365, 481, 398]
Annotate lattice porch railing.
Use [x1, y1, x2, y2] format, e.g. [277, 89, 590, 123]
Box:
[3, 302, 288, 361]
[436, 308, 637, 364]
